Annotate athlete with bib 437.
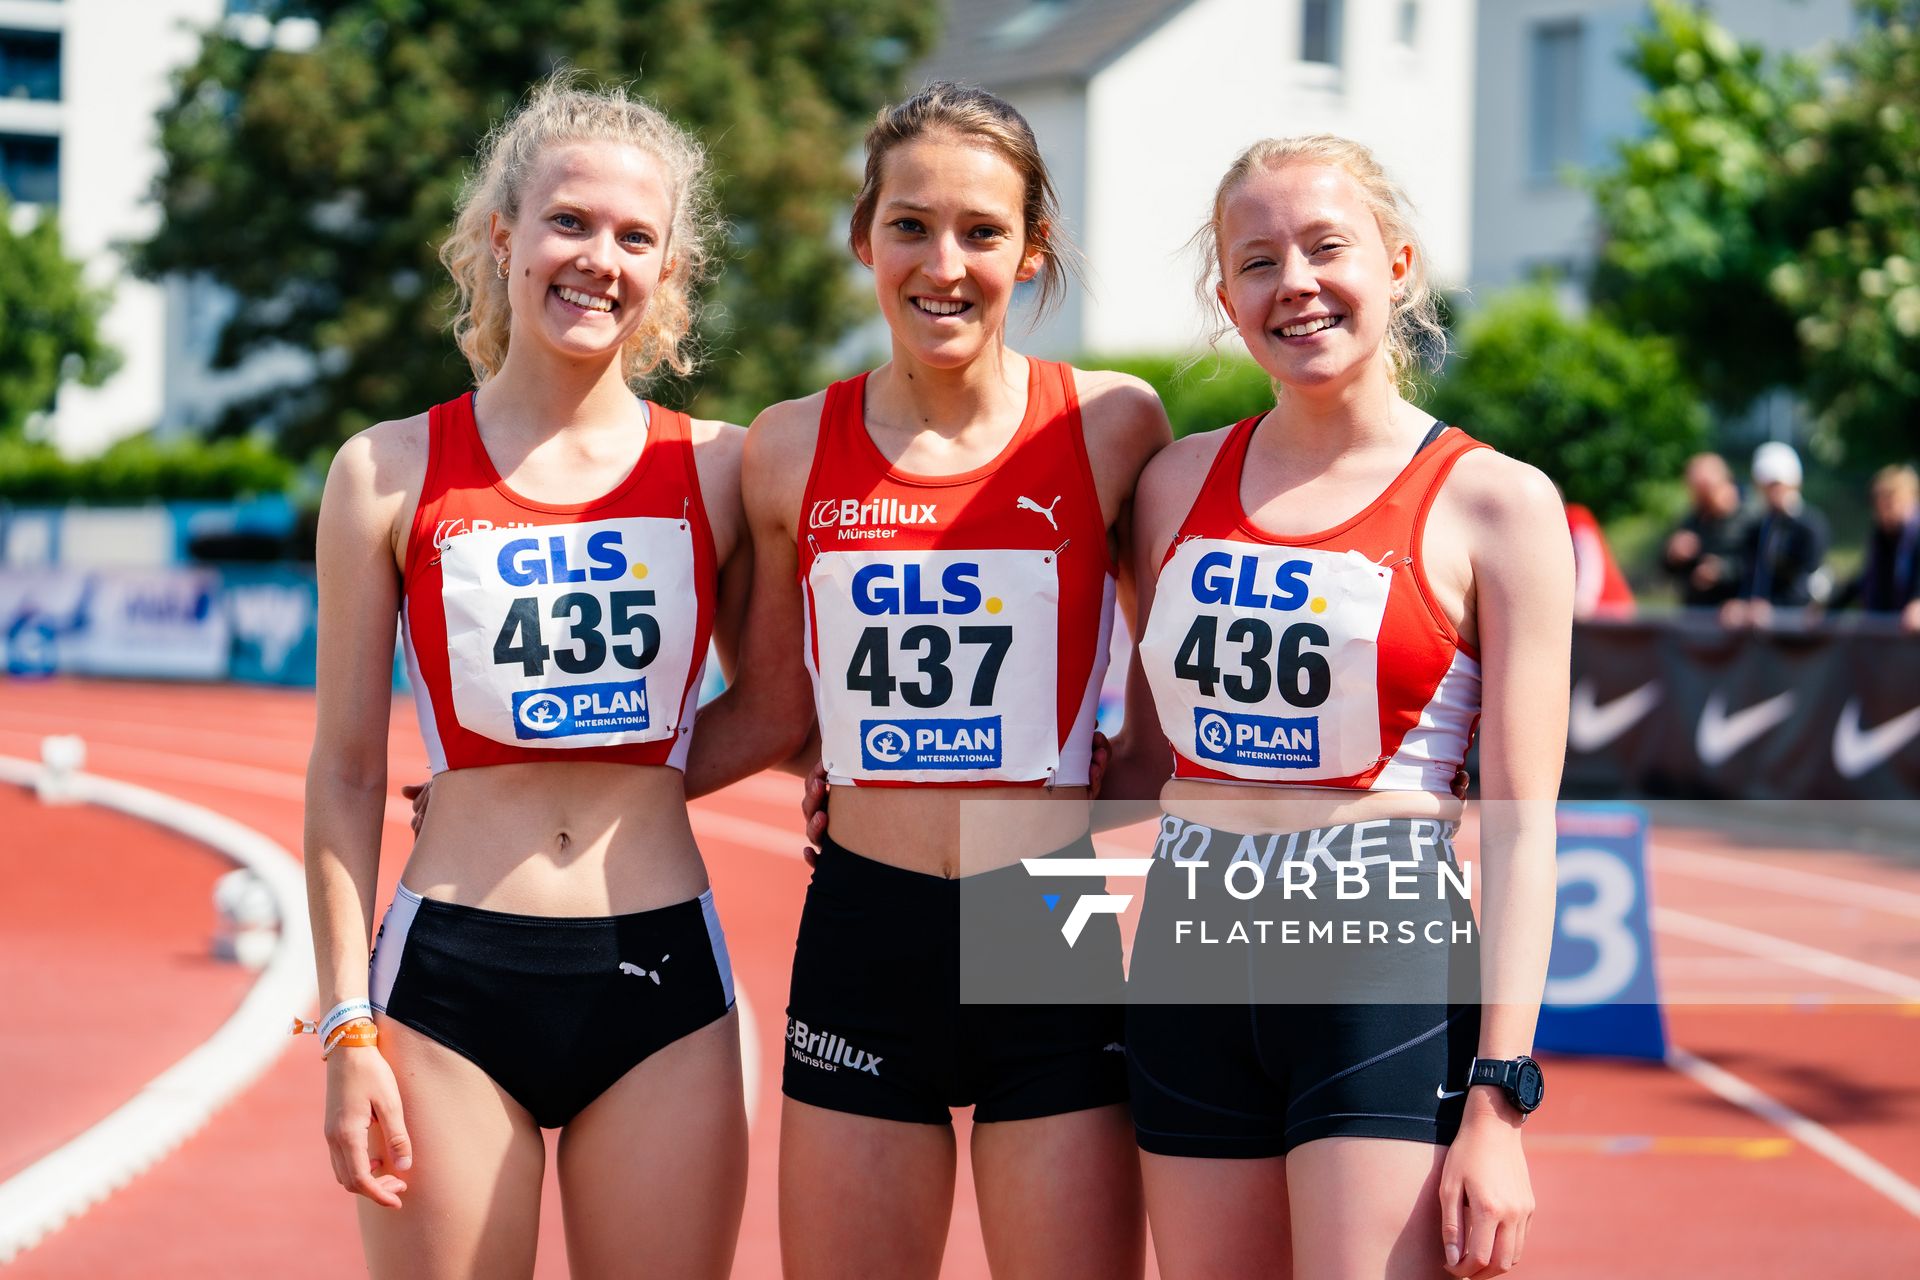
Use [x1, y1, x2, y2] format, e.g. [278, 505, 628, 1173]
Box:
[1110, 138, 1570, 1279]
[302, 81, 790, 1278]
[689, 83, 1169, 1278]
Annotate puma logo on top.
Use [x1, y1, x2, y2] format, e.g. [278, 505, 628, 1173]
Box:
[1017, 494, 1062, 530]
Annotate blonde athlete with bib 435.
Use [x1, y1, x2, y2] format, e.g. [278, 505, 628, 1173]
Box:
[305, 81, 764, 1279]
[1117, 137, 1568, 1280]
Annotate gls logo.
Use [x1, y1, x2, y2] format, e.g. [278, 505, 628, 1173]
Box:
[1190, 550, 1325, 614]
[496, 530, 639, 587]
[1022, 856, 1155, 946]
[851, 562, 989, 616]
[809, 497, 939, 529]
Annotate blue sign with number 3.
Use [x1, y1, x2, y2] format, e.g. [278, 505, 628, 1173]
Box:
[1535, 803, 1668, 1060]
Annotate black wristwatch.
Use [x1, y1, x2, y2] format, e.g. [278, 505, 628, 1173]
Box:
[1467, 1056, 1545, 1116]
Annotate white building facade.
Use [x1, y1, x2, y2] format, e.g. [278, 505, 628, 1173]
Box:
[1470, 0, 1857, 294]
[915, 0, 1479, 359]
[0, 0, 315, 456]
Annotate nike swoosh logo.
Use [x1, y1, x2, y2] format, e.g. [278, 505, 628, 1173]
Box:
[1436, 1085, 1467, 1100]
[1567, 678, 1662, 751]
[1833, 698, 1920, 779]
[1696, 690, 1796, 766]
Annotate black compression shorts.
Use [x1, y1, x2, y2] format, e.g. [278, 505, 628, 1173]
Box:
[782, 836, 1128, 1125]
[1125, 815, 1481, 1158]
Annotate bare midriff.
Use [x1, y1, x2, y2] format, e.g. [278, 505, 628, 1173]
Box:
[827, 784, 1096, 879]
[401, 761, 706, 915]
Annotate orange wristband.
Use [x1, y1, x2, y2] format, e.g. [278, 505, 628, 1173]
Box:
[321, 1018, 378, 1059]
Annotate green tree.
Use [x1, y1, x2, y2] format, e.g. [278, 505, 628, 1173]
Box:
[1768, 1, 1920, 460]
[138, 0, 937, 459]
[1427, 289, 1709, 520]
[1590, 0, 1920, 462]
[0, 198, 119, 437]
[1587, 0, 1819, 414]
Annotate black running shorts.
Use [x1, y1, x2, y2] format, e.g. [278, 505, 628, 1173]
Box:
[783, 836, 1129, 1125]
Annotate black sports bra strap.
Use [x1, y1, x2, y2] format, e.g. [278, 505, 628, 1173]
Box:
[1415, 420, 1449, 454]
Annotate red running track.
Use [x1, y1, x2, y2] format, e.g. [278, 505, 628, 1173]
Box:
[1, 677, 1917, 1276]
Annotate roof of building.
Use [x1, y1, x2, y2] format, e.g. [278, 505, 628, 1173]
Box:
[916, 0, 1195, 88]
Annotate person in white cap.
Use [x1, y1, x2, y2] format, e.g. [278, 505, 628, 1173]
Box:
[1723, 441, 1829, 625]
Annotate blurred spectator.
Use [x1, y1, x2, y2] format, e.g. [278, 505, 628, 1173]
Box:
[1566, 501, 1636, 619]
[1663, 452, 1746, 606]
[1828, 464, 1920, 631]
[1723, 442, 1829, 625]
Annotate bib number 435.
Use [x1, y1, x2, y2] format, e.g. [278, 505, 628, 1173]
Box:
[493, 590, 660, 677]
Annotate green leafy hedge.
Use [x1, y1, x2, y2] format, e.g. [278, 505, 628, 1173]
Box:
[0, 434, 295, 504]
[1087, 352, 1274, 439]
[1426, 288, 1710, 520]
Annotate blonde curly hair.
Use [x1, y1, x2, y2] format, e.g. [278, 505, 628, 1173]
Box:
[440, 74, 717, 388]
[1195, 136, 1447, 394]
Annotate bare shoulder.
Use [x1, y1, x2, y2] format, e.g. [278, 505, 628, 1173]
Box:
[688, 415, 747, 479]
[741, 389, 830, 532]
[1137, 422, 1233, 509]
[325, 411, 428, 506]
[1443, 447, 1564, 535]
[743, 389, 829, 475]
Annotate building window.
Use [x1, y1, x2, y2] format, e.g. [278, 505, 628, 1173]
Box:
[0, 29, 61, 101]
[1301, 0, 1343, 66]
[1398, 1, 1419, 46]
[0, 133, 58, 204]
[1529, 20, 1584, 182]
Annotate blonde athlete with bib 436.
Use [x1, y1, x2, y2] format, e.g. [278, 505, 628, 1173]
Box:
[1116, 137, 1568, 1280]
[305, 81, 768, 1279]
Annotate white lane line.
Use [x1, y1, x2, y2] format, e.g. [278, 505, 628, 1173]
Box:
[1656, 845, 1920, 920]
[0, 730, 417, 828]
[0, 707, 318, 760]
[0, 758, 313, 1266]
[1654, 908, 1920, 1001]
[689, 809, 804, 860]
[1669, 1048, 1920, 1219]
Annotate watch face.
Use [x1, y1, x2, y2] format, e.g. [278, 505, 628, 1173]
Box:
[1516, 1059, 1545, 1111]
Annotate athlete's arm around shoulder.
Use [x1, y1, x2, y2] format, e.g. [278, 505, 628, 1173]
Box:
[1095, 425, 1234, 809]
[1070, 367, 1172, 530]
[305, 412, 427, 1004]
[679, 393, 824, 798]
[687, 416, 750, 678]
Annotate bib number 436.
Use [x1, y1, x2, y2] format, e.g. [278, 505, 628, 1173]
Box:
[493, 590, 660, 677]
[1173, 614, 1330, 707]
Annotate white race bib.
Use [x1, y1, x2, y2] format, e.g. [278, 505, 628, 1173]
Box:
[809, 548, 1059, 783]
[440, 517, 698, 748]
[1141, 539, 1392, 781]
